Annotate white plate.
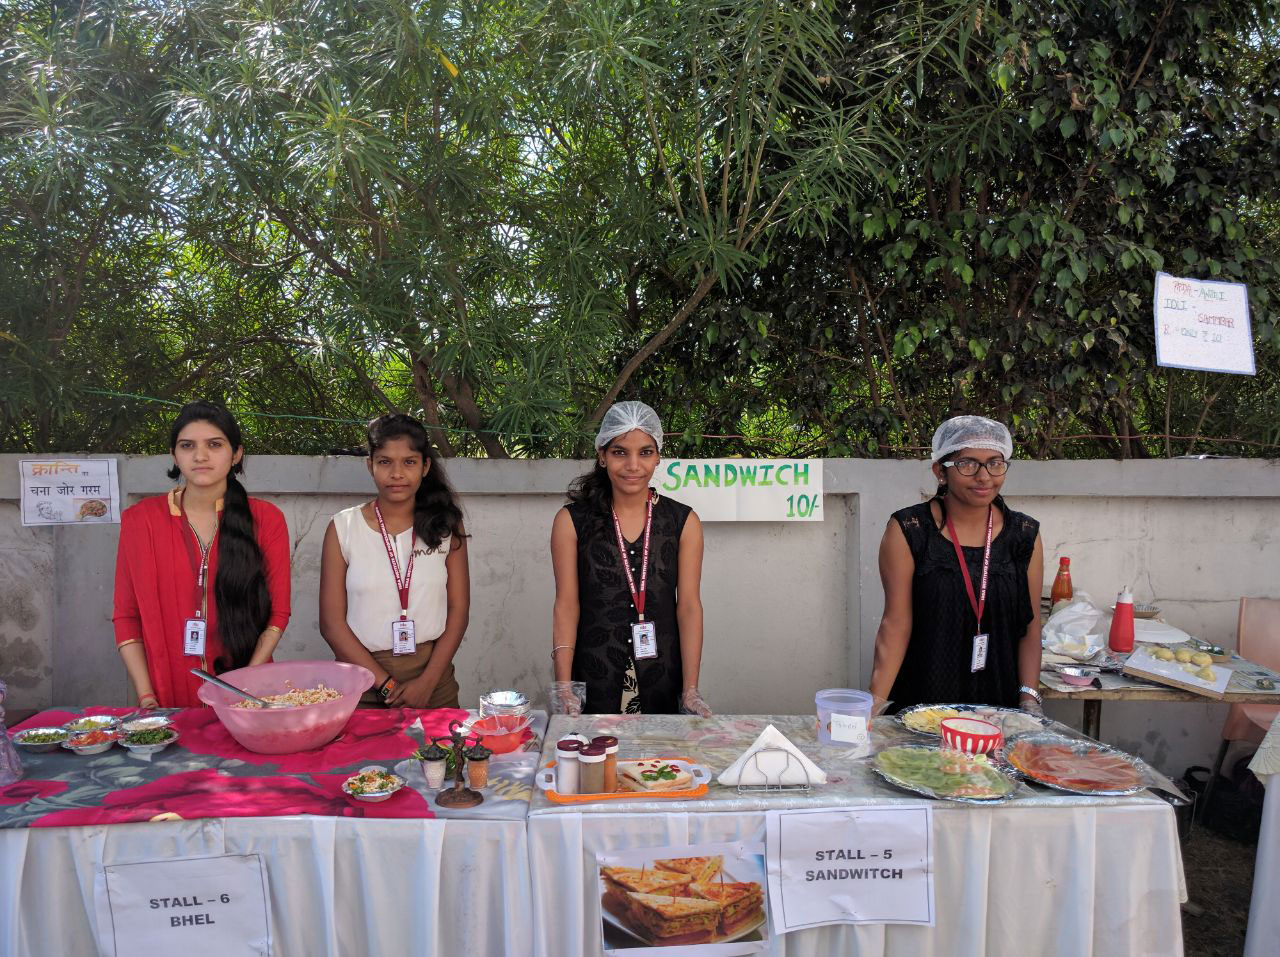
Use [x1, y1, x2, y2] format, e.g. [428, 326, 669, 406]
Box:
[600, 860, 766, 946]
[341, 766, 406, 802]
[1129, 619, 1192, 645]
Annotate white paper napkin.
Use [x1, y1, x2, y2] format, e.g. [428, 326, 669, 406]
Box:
[717, 723, 827, 786]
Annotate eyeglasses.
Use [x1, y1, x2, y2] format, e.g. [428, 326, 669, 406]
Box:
[943, 458, 1009, 477]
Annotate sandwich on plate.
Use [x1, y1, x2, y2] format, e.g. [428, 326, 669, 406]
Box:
[689, 880, 765, 935]
[618, 759, 693, 792]
[654, 855, 723, 884]
[621, 893, 723, 945]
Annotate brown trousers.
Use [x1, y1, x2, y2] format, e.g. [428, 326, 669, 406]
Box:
[359, 641, 461, 709]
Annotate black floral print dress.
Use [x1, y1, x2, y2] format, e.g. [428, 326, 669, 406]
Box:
[567, 495, 691, 714]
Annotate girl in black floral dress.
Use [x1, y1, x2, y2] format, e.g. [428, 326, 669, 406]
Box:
[550, 402, 711, 716]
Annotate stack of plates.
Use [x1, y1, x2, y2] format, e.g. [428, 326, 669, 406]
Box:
[479, 690, 530, 720]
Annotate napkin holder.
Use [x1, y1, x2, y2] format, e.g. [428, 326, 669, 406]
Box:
[734, 747, 813, 795]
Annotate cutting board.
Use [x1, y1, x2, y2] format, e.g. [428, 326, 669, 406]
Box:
[1122, 646, 1231, 699]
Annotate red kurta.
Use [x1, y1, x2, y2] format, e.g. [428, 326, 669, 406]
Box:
[113, 487, 291, 707]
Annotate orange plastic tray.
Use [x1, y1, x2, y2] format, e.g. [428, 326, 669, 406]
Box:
[537, 756, 710, 803]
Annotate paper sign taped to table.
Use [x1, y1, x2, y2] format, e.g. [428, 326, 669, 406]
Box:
[657, 458, 823, 522]
[94, 853, 271, 957]
[766, 806, 934, 931]
[597, 840, 768, 955]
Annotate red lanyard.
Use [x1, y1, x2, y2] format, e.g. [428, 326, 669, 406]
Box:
[179, 506, 215, 620]
[611, 491, 655, 621]
[945, 506, 993, 630]
[373, 503, 415, 620]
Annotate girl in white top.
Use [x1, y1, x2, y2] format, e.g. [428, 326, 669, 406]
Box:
[319, 414, 470, 708]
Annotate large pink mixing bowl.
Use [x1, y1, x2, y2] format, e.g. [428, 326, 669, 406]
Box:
[196, 660, 374, 754]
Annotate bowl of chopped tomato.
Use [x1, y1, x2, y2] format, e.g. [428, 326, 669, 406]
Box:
[62, 729, 119, 755]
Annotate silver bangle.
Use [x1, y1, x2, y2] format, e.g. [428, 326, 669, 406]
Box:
[1019, 685, 1043, 704]
[551, 645, 574, 659]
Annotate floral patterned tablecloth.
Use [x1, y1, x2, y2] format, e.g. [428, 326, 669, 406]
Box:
[1, 706, 546, 827]
[529, 712, 1182, 814]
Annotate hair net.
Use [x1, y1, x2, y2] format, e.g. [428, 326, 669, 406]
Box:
[595, 401, 664, 451]
[931, 415, 1013, 463]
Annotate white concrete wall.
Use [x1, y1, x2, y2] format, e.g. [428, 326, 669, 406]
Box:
[1, 454, 1277, 780]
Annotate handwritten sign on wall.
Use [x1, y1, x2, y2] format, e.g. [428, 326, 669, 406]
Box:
[20, 458, 121, 526]
[1153, 271, 1255, 375]
[658, 459, 823, 522]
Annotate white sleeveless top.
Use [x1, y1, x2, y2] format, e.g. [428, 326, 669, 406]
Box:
[333, 505, 450, 652]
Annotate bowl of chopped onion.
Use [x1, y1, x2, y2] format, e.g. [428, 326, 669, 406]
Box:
[197, 661, 374, 754]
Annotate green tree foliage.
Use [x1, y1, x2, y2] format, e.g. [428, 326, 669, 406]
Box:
[1, 0, 1277, 458]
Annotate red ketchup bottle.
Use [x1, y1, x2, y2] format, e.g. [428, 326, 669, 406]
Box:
[1108, 586, 1135, 654]
[1050, 557, 1073, 604]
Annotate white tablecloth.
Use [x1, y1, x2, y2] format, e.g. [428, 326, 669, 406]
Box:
[1245, 714, 1280, 957]
[0, 815, 530, 956]
[529, 715, 1187, 957]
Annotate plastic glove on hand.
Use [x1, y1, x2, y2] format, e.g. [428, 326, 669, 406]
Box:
[679, 687, 712, 717]
[1020, 696, 1044, 716]
[551, 680, 583, 717]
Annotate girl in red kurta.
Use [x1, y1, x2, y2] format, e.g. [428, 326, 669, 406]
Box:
[113, 402, 291, 707]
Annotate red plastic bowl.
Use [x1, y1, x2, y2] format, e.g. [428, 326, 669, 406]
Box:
[196, 660, 374, 754]
[940, 716, 1004, 755]
[468, 714, 533, 754]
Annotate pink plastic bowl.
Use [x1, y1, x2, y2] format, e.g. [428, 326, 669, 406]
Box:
[940, 716, 1004, 755]
[196, 660, 374, 754]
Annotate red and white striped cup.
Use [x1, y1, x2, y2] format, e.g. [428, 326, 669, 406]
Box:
[940, 716, 1003, 755]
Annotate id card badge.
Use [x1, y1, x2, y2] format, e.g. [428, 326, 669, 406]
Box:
[970, 633, 989, 672]
[183, 618, 207, 656]
[631, 621, 658, 660]
[391, 619, 416, 656]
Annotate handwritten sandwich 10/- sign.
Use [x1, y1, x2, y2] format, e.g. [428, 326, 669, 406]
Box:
[658, 459, 824, 522]
[1153, 271, 1256, 375]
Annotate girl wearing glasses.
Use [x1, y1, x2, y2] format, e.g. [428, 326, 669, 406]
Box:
[869, 415, 1045, 713]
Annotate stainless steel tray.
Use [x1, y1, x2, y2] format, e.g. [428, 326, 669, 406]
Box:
[871, 745, 1019, 804]
[1003, 732, 1146, 796]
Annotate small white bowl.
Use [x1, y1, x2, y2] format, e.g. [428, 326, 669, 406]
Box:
[121, 728, 180, 755]
[342, 766, 406, 803]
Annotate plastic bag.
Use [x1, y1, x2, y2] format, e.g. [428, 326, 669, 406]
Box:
[0, 680, 23, 786]
[1042, 591, 1107, 660]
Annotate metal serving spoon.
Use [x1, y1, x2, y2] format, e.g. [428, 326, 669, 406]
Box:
[189, 669, 285, 708]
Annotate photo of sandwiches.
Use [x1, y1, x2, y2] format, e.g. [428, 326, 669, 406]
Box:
[598, 848, 768, 950]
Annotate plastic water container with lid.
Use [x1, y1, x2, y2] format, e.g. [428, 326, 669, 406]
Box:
[815, 688, 874, 753]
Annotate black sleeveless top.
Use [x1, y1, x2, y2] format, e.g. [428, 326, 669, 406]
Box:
[889, 498, 1039, 711]
[566, 495, 691, 714]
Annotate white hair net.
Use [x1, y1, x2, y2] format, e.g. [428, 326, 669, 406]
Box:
[931, 415, 1013, 463]
[595, 401, 664, 451]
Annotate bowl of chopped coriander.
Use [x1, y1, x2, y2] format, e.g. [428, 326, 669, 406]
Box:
[13, 727, 70, 752]
[120, 727, 180, 755]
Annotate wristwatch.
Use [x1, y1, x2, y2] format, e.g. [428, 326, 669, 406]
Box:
[1018, 684, 1043, 704]
[378, 676, 398, 701]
